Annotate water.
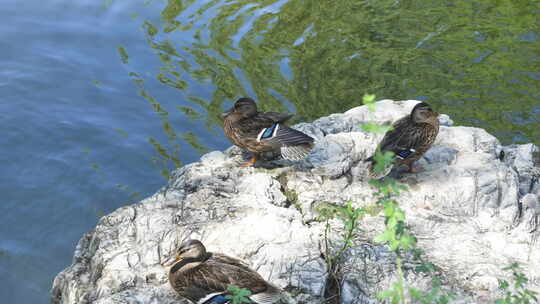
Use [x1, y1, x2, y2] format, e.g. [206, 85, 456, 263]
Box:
[1, 0, 539, 303]
[0, 1, 228, 302]
[130, 0, 540, 145]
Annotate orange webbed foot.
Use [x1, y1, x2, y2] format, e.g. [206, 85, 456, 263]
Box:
[242, 154, 257, 167]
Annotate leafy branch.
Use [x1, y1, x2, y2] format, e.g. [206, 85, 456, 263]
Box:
[495, 263, 538, 304]
[318, 201, 366, 268]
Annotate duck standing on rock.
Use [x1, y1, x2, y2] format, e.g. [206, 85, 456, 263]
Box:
[222, 97, 314, 166]
[366, 102, 440, 176]
[162, 239, 288, 304]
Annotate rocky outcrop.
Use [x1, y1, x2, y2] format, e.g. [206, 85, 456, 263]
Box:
[51, 100, 540, 304]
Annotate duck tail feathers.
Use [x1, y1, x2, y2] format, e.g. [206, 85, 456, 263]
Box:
[250, 291, 291, 304]
[280, 143, 313, 160]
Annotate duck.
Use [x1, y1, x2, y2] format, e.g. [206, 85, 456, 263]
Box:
[162, 239, 287, 304]
[222, 97, 314, 166]
[365, 102, 440, 176]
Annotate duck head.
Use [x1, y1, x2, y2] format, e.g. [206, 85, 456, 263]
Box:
[222, 97, 258, 119]
[161, 239, 208, 272]
[411, 102, 439, 124]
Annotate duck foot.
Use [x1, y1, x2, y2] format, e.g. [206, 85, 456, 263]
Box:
[242, 154, 257, 167]
[241, 150, 253, 161]
[408, 163, 424, 173]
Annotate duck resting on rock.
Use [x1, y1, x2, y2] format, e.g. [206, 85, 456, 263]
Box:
[365, 102, 440, 177]
[222, 97, 314, 166]
[162, 239, 288, 304]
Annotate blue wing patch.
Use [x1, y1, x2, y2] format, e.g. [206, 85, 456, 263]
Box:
[396, 149, 416, 160]
[202, 294, 229, 304]
[257, 123, 280, 141]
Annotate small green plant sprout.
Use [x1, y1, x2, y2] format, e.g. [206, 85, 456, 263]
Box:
[317, 201, 366, 303]
[409, 277, 454, 304]
[226, 285, 252, 304]
[372, 198, 415, 252]
[370, 150, 396, 176]
[362, 94, 377, 112]
[361, 94, 394, 135]
[361, 94, 395, 176]
[318, 201, 366, 266]
[495, 263, 538, 304]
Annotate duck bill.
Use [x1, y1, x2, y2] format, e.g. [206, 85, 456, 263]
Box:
[161, 255, 182, 267]
[221, 107, 233, 118]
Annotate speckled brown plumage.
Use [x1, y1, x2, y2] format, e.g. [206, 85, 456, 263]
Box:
[366, 102, 440, 175]
[222, 98, 314, 165]
[162, 240, 283, 304]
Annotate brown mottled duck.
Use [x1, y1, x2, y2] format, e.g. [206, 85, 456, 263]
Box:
[162, 240, 286, 304]
[222, 97, 314, 166]
[366, 102, 440, 176]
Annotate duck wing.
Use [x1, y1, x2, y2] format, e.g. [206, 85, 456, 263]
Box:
[253, 112, 312, 145]
[208, 254, 287, 303]
[232, 115, 276, 139]
[232, 112, 313, 159]
[189, 261, 272, 295]
[231, 111, 293, 137]
[378, 115, 422, 158]
[233, 114, 312, 144]
[210, 253, 252, 271]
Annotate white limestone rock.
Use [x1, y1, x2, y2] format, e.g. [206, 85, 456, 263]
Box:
[52, 100, 540, 304]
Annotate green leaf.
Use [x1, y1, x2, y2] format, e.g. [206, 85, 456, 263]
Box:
[383, 203, 396, 217]
[362, 94, 377, 112]
[374, 230, 391, 243]
[498, 279, 509, 290]
[361, 123, 393, 134]
[400, 234, 415, 250]
[389, 239, 400, 251]
[524, 289, 538, 300]
[394, 209, 406, 221]
[502, 262, 519, 271]
[226, 285, 252, 304]
[372, 151, 395, 173]
[362, 94, 376, 104]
